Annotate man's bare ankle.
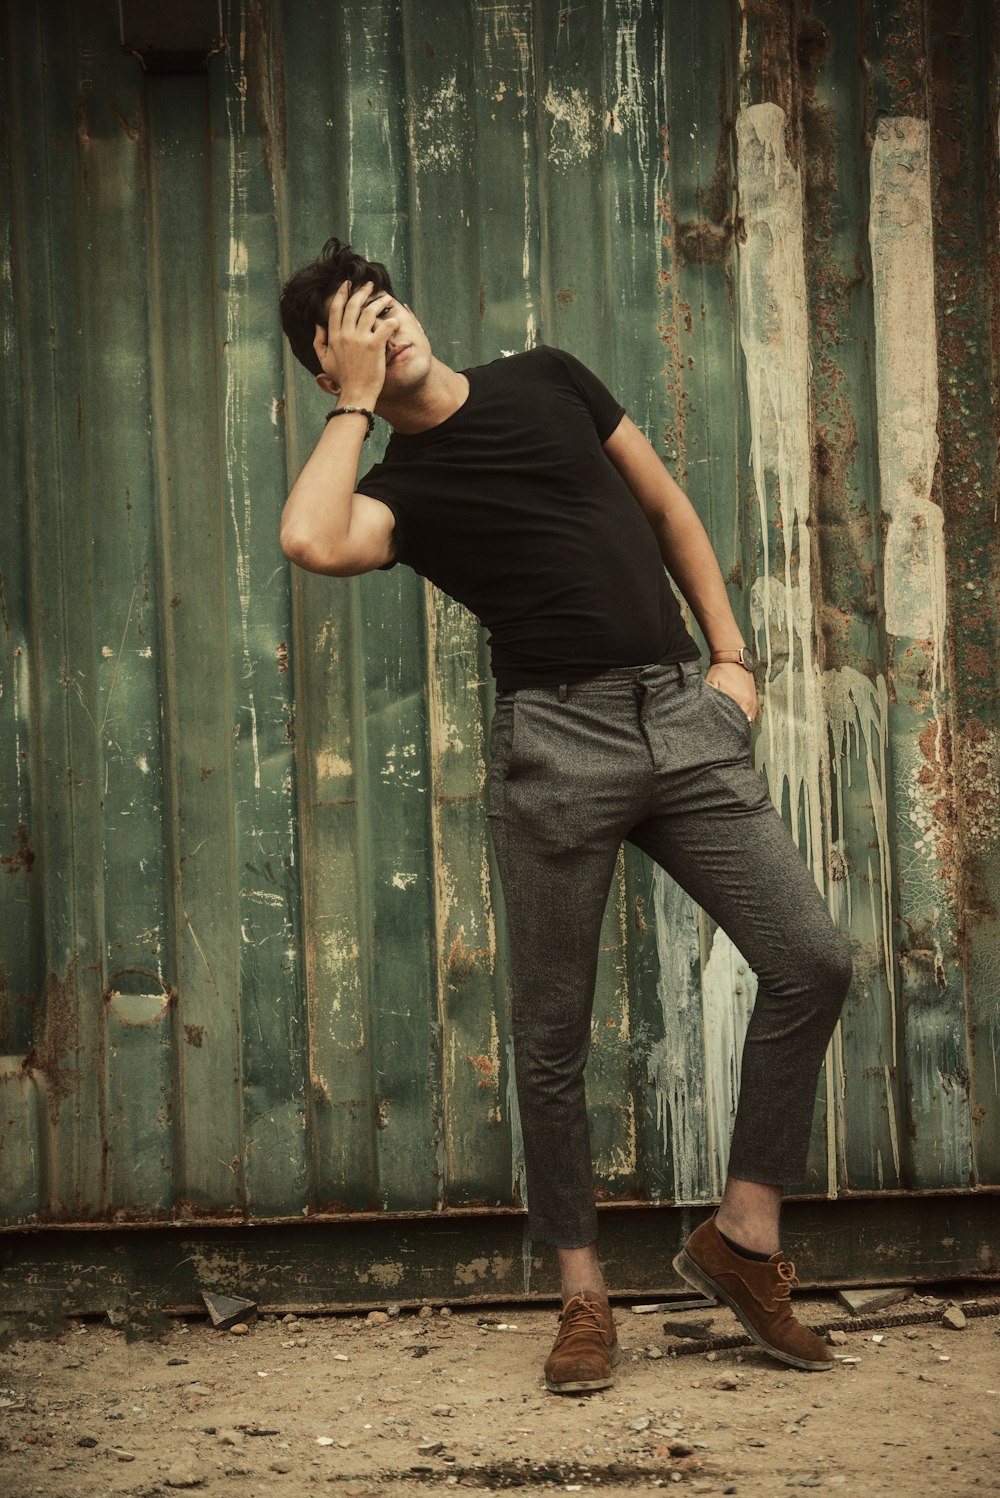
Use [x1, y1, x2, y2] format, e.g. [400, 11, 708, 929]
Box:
[561, 1288, 608, 1308]
[715, 1210, 780, 1257]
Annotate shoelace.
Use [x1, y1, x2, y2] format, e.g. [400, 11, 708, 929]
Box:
[775, 1260, 799, 1297]
[558, 1295, 610, 1341]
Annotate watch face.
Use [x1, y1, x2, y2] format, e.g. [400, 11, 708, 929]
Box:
[740, 647, 757, 672]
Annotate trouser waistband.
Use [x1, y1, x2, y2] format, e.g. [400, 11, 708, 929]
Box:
[503, 659, 703, 703]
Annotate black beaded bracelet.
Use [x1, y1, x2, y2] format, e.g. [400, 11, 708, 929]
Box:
[325, 405, 376, 440]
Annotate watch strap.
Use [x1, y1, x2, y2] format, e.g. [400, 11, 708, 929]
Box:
[710, 647, 756, 671]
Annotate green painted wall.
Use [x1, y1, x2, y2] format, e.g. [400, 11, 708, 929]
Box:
[1, 0, 997, 1240]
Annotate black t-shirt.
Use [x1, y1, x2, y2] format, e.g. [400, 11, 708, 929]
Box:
[356, 345, 698, 691]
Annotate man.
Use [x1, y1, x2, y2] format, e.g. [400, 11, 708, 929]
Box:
[278, 238, 853, 1393]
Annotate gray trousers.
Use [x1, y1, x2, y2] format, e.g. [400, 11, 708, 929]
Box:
[487, 660, 853, 1247]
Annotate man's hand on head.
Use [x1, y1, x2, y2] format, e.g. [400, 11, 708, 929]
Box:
[314, 279, 400, 408]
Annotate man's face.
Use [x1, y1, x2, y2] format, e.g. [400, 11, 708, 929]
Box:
[319, 287, 434, 397]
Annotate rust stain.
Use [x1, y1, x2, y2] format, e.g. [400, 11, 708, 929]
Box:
[468, 1053, 497, 1088]
[276, 641, 289, 673]
[184, 1023, 205, 1048]
[0, 964, 10, 1053]
[955, 718, 1000, 866]
[555, 287, 575, 308]
[446, 933, 491, 985]
[246, 0, 287, 176]
[916, 716, 959, 904]
[200, 765, 214, 780]
[110, 104, 141, 143]
[23, 957, 80, 1126]
[1, 824, 35, 876]
[739, 0, 799, 163]
[74, 97, 92, 150]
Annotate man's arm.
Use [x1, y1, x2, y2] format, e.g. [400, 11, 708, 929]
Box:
[280, 280, 397, 576]
[603, 415, 758, 718]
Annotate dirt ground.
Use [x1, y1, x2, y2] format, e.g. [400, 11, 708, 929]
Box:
[1, 1286, 997, 1498]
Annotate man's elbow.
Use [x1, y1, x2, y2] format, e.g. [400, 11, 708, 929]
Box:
[279, 527, 363, 577]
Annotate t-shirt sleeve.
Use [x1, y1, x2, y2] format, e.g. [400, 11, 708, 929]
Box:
[547, 347, 626, 442]
[356, 462, 417, 573]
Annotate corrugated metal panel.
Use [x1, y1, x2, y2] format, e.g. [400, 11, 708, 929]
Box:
[1, 0, 997, 1240]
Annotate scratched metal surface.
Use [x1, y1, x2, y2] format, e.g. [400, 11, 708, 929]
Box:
[0, 0, 997, 1237]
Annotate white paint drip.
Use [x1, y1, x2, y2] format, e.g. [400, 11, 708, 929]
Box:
[649, 872, 711, 1203]
[315, 750, 352, 781]
[223, 12, 258, 805]
[409, 74, 467, 172]
[505, 1035, 527, 1211]
[869, 117, 947, 694]
[737, 103, 825, 878]
[823, 666, 897, 1064]
[543, 83, 598, 167]
[610, 5, 647, 165]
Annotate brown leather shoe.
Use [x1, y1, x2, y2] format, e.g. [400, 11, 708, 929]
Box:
[543, 1291, 620, 1393]
[673, 1213, 833, 1372]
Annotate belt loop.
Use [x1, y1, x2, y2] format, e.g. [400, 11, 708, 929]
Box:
[558, 682, 569, 703]
[675, 661, 685, 687]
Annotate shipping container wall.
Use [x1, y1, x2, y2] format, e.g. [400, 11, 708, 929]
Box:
[1, 0, 998, 1233]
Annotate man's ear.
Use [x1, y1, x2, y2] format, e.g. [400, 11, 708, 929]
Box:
[315, 372, 339, 397]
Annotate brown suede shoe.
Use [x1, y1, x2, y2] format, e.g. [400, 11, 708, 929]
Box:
[673, 1214, 833, 1372]
[543, 1292, 620, 1393]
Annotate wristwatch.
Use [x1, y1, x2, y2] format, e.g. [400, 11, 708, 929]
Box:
[709, 645, 758, 673]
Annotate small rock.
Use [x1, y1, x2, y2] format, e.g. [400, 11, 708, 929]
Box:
[662, 1318, 714, 1341]
[668, 1439, 695, 1456]
[439, 1307, 451, 1318]
[367, 1311, 389, 1326]
[164, 1461, 204, 1488]
[786, 1476, 821, 1488]
[76, 1437, 99, 1448]
[941, 1307, 966, 1331]
[713, 1374, 740, 1391]
[217, 1430, 245, 1447]
[825, 1330, 849, 1347]
[111, 1449, 136, 1462]
[187, 1383, 213, 1397]
[417, 1439, 445, 1455]
[630, 1417, 651, 1431]
[282, 1313, 297, 1323]
[201, 1290, 257, 1331]
[167, 1357, 189, 1366]
[905, 1330, 920, 1340]
[835, 1286, 909, 1316]
[387, 1304, 401, 1317]
[705, 1350, 718, 1362]
[647, 1347, 664, 1360]
[270, 1461, 292, 1473]
[432, 1404, 454, 1417]
[418, 1305, 434, 1319]
[230, 1323, 249, 1336]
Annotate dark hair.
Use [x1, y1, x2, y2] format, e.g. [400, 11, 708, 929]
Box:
[279, 236, 396, 376]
